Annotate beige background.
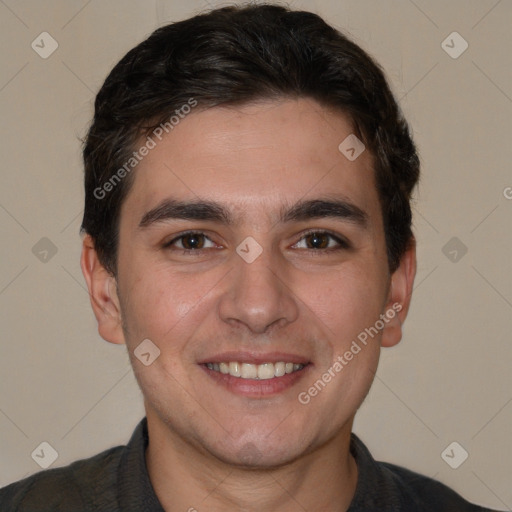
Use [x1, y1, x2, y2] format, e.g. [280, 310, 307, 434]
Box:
[0, 0, 511, 509]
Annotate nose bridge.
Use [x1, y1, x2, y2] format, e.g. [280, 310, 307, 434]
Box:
[218, 239, 298, 333]
[237, 244, 279, 295]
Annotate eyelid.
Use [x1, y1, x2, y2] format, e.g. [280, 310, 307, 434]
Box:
[163, 230, 219, 250]
[163, 229, 350, 251]
[292, 229, 350, 250]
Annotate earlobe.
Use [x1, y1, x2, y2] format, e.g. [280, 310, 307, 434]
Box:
[80, 234, 126, 345]
[380, 238, 417, 348]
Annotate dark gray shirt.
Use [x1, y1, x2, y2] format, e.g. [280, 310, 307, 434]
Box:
[0, 418, 501, 511]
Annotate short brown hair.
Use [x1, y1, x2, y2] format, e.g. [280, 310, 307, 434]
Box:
[81, 3, 420, 274]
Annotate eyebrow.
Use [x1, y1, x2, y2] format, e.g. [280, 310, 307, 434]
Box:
[281, 197, 367, 227]
[139, 199, 232, 228]
[138, 196, 368, 229]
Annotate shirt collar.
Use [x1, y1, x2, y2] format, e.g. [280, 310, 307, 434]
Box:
[117, 417, 165, 512]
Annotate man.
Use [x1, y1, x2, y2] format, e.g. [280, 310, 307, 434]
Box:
[0, 3, 501, 511]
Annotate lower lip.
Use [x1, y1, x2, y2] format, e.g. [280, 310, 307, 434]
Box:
[200, 364, 311, 397]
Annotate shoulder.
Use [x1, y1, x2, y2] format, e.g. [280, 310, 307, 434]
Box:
[0, 445, 124, 512]
[380, 461, 498, 512]
[349, 433, 500, 512]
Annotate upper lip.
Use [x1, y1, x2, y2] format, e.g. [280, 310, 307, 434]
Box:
[198, 351, 311, 365]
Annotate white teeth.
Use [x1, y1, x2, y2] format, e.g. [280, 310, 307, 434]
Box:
[206, 361, 305, 379]
[241, 363, 258, 379]
[274, 362, 286, 377]
[229, 361, 241, 377]
[257, 363, 275, 380]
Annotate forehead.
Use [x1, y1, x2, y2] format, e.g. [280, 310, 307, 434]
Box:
[121, 98, 380, 226]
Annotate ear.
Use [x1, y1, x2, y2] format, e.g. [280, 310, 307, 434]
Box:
[80, 234, 125, 345]
[380, 238, 417, 348]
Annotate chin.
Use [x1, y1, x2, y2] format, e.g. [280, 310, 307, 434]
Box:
[212, 440, 303, 469]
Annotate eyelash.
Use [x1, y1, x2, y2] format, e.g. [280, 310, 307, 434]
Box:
[163, 230, 217, 254]
[295, 229, 350, 252]
[163, 229, 350, 254]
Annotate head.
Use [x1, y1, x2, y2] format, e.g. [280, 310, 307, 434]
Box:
[81, 4, 418, 467]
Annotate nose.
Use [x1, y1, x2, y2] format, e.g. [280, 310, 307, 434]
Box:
[217, 244, 299, 334]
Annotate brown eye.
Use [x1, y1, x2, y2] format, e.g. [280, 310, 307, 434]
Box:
[305, 232, 330, 249]
[180, 233, 205, 250]
[164, 232, 216, 251]
[292, 231, 350, 251]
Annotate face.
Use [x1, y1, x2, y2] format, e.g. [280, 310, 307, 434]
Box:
[83, 98, 414, 467]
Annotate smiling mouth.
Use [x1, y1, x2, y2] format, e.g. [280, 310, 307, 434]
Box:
[204, 361, 307, 380]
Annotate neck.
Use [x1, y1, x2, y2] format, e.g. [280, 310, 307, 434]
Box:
[145, 410, 358, 512]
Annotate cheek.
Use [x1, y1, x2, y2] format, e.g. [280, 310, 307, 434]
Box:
[118, 260, 219, 346]
[297, 265, 385, 424]
[304, 263, 388, 344]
